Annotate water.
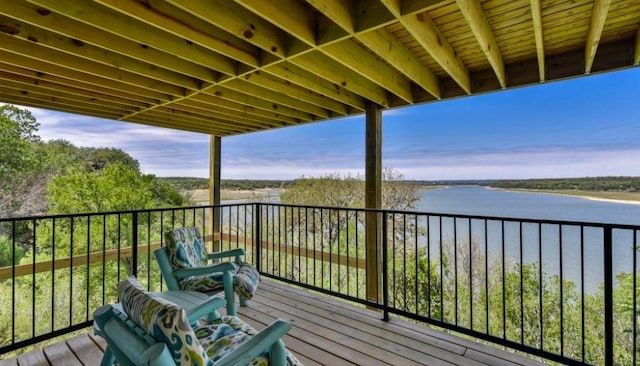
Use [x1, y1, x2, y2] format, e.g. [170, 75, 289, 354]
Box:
[418, 186, 640, 225]
[417, 186, 640, 292]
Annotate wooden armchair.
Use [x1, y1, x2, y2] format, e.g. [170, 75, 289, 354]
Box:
[154, 227, 259, 316]
[94, 277, 301, 366]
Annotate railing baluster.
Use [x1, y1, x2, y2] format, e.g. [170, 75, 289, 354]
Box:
[132, 212, 138, 277]
[604, 226, 613, 366]
[382, 211, 389, 322]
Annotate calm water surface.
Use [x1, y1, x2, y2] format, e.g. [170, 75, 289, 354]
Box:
[418, 186, 639, 225]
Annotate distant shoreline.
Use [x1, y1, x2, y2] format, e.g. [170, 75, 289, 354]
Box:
[498, 188, 640, 205]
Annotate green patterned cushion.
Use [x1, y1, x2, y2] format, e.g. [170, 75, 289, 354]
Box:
[117, 277, 212, 366]
[195, 316, 303, 365]
[165, 227, 209, 268]
[234, 262, 260, 299]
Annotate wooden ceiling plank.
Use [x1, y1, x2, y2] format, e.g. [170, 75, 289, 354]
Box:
[188, 93, 300, 126]
[263, 63, 366, 111]
[0, 16, 201, 90]
[244, 71, 348, 115]
[402, 0, 455, 16]
[27, 0, 238, 76]
[162, 0, 287, 58]
[221, 79, 331, 118]
[0, 86, 130, 115]
[635, 26, 640, 65]
[0, 92, 124, 118]
[456, 0, 506, 88]
[0, 49, 170, 103]
[97, 0, 259, 68]
[380, 0, 471, 94]
[0, 33, 186, 97]
[173, 100, 277, 129]
[203, 87, 313, 122]
[585, 0, 612, 73]
[123, 115, 232, 135]
[150, 107, 260, 133]
[357, 28, 441, 99]
[291, 52, 390, 107]
[0, 78, 134, 112]
[0, 1, 218, 83]
[0, 62, 153, 109]
[530, 0, 545, 81]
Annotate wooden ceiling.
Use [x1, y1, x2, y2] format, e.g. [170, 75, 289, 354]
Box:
[0, 0, 638, 136]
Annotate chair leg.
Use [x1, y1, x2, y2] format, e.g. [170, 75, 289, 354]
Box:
[223, 270, 236, 316]
[100, 347, 116, 366]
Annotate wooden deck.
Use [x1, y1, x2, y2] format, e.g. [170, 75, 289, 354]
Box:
[1, 279, 546, 365]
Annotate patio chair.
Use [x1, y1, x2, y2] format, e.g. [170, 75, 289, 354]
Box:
[94, 276, 301, 366]
[154, 226, 259, 317]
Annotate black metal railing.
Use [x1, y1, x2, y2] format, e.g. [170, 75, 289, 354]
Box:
[0, 202, 638, 365]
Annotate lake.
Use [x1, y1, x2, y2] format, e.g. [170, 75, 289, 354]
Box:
[222, 185, 639, 292]
[417, 186, 640, 225]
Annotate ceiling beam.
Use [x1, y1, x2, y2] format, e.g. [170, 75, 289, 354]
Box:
[456, 0, 506, 88]
[0, 1, 218, 84]
[97, 0, 260, 68]
[161, 0, 287, 59]
[263, 63, 366, 111]
[402, 0, 452, 16]
[236, 0, 413, 103]
[530, 0, 545, 81]
[307, 0, 440, 99]
[585, 0, 612, 74]
[0, 38, 178, 101]
[0, 63, 153, 108]
[380, 0, 471, 94]
[189, 93, 300, 126]
[291, 52, 390, 107]
[0, 16, 202, 90]
[243, 71, 348, 115]
[635, 26, 640, 65]
[27, 0, 238, 76]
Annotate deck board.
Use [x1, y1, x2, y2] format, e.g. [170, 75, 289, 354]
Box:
[1, 279, 547, 365]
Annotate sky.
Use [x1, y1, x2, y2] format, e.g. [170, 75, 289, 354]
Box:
[22, 67, 640, 180]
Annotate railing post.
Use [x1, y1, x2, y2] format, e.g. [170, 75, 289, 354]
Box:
[604, 226, 613, 366]
[132, 212, 138, 277]
[255, 203, 261, 273]
[382, 211, 389, 322]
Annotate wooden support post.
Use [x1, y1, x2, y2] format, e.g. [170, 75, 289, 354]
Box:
[210, 135, 222, 252]
[365, 102, 382, 304]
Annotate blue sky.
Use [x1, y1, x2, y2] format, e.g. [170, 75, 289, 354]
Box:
[24, 67, 640, 180]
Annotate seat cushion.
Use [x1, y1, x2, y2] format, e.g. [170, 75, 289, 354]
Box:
[117, 277, 212, 366]
[195, 316, 303, 366]
[165, 227, 209, 268]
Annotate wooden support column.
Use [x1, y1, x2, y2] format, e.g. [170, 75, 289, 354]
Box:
[365, 102, 382, 304]
[209, 135, 222, 252]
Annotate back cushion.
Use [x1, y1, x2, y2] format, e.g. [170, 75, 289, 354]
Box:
[165, 227, 209, 268]
[117, 277, 212, 365]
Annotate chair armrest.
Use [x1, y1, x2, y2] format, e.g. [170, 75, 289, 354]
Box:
[207, 248, 245, 261]
[173, 262, 236, 279]
[215, 319, 292, 366]
[185, 296, 226, 323]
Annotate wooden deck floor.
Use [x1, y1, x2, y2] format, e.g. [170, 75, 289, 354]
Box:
[1, 279, 546, 365]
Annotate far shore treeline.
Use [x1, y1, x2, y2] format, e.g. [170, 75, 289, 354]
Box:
[162, 176, 640, 192]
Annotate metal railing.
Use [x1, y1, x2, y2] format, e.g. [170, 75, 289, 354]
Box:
[0, 203, 637, 365]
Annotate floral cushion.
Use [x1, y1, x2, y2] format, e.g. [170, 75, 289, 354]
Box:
[117, 277, 212, 366]
[195, 316, 303, 366]
[165, 227, 209, 268]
